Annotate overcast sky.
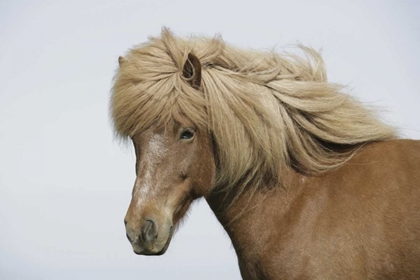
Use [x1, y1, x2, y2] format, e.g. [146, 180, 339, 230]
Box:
[0, 1, 419, 279]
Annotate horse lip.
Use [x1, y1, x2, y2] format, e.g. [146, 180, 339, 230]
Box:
[155, 226, 174, 255]
[134, 227, 174, 256]
[133, 249, 144, 255]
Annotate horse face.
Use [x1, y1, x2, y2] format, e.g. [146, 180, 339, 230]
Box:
[124, 121, 216, 255]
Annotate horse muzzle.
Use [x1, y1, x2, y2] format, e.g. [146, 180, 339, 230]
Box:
[125, 217, 174, 256]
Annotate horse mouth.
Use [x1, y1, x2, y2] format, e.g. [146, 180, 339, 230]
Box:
[135, 226, 174, 256]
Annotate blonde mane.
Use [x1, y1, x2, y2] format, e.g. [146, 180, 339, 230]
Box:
[111, 28, 396, 194]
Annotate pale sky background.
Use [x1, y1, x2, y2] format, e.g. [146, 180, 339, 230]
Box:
[0, 1, 419, 279]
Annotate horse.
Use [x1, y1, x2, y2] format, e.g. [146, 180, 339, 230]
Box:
[110, 28, 420, 279]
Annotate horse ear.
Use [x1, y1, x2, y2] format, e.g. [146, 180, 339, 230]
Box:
[182, 53, 201, 90]
[118, 56, 126, 67]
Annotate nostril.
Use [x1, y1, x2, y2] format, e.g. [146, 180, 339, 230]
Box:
[141, 219, 157, 242]
[124, 219, 127, 226]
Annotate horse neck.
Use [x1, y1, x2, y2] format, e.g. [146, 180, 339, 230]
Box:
[205, 168, 306, 260]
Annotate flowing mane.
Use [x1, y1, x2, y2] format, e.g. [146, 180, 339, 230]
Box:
[111, 28, 396, 193]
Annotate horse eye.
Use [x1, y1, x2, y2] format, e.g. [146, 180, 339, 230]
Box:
[180, 129, 194, 140]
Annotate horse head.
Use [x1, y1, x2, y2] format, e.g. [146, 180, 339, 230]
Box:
[123, 54, 216, 255]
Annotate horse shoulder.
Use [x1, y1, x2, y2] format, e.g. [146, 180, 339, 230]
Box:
[258, 139, 420, 279]
[299, 139, 420, 278]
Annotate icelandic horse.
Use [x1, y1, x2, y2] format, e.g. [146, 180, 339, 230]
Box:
[111, 29, 420, 279]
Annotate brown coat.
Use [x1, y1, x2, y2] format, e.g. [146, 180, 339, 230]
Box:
[207, 140, 420, 279]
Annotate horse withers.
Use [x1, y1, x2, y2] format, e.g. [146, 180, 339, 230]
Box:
[111, 29, 420, 279]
